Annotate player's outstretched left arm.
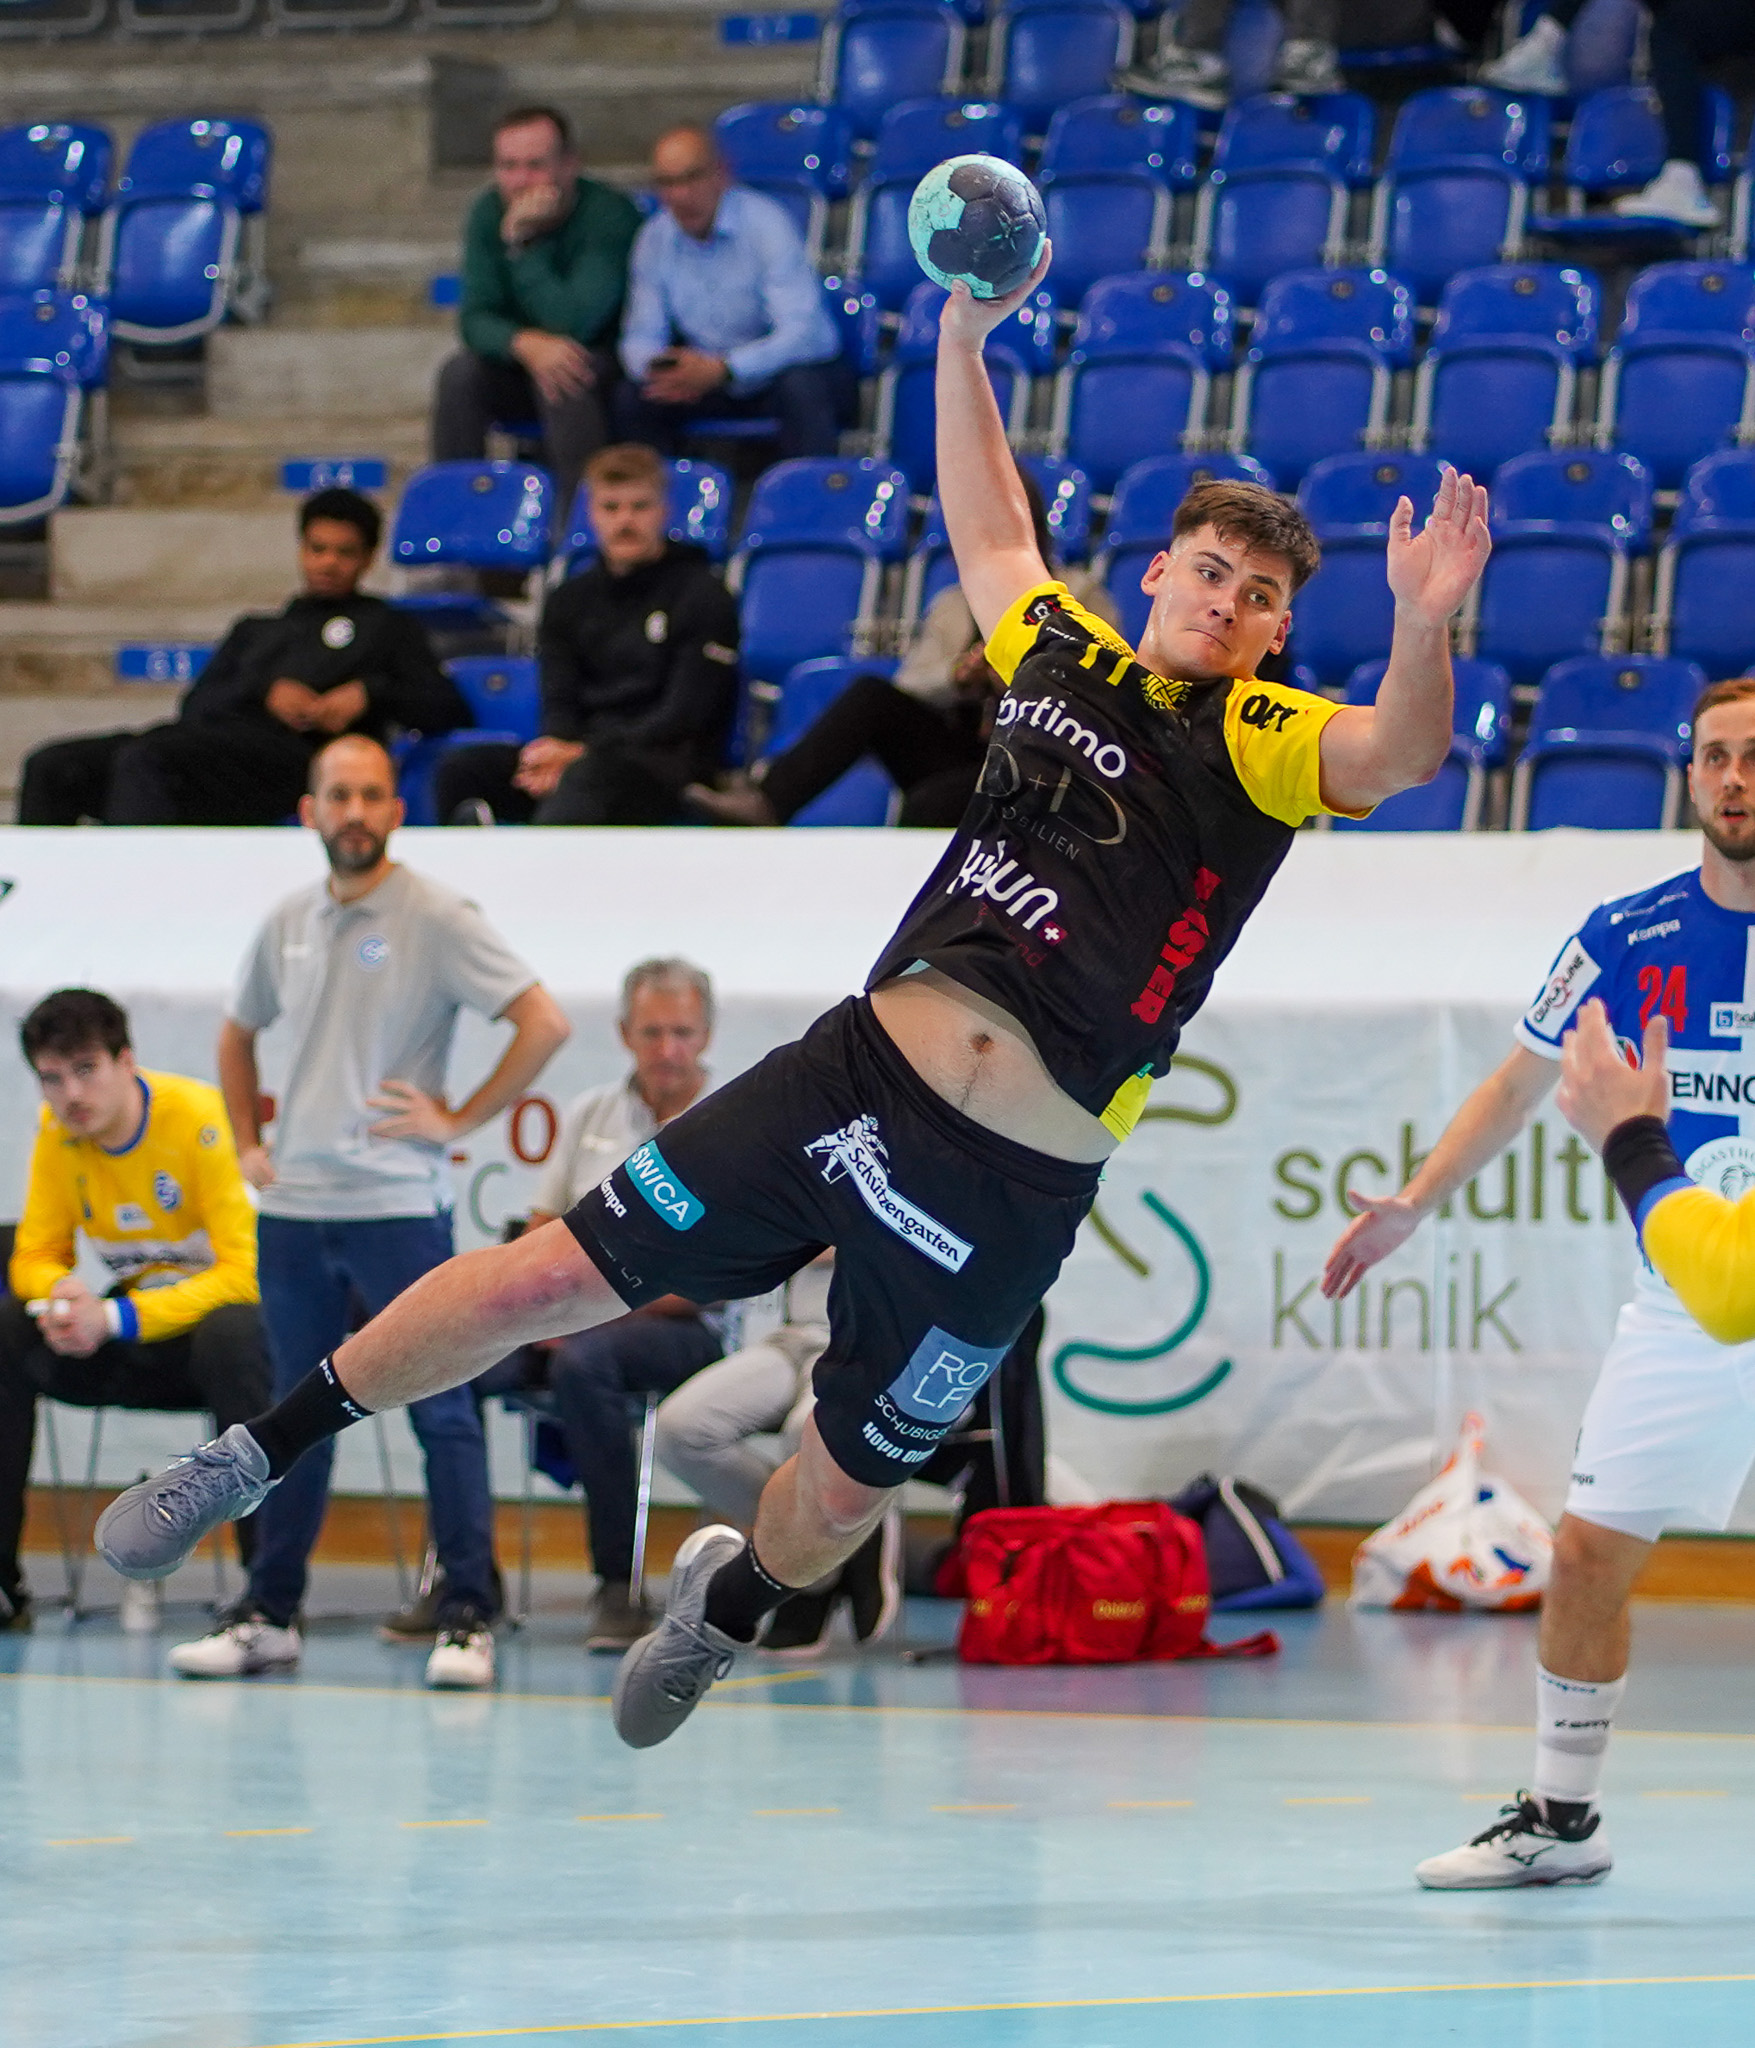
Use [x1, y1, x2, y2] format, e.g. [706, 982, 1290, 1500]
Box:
[1316, 465, 1491, 812]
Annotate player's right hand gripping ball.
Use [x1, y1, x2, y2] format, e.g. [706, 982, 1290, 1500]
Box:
[907, 154, 1047, 300]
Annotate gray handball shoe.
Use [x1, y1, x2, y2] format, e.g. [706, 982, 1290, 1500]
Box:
[96, 1424, 276, 1582]
[611, 1525, 746, 1749]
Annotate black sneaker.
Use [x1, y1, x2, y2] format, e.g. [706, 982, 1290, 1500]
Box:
[585, 1580, 653, 1653]
[841, 1513, 902, 1645]
[379, 1582, 446, 1643]
[759, 1584, 838, 1655]
[0, 1585, 32, 1633]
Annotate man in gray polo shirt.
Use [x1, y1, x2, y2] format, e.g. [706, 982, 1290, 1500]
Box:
[169, 734, 569, 1690]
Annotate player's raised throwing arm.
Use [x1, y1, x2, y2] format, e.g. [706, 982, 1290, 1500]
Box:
[935, 250, 1053, 639]
[1316, 466, 1492, 813]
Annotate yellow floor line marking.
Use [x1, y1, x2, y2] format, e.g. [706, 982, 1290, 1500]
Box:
[226, 1827, 314, 1837]
[930, 1802, 1018, 1813]
[47, 1835, 133, 1848]
[1285, 1795, 1372, 1805]
[247, 1972, 1755, 2046]
[399, 1819, 489, 1830]
[1108, 1799, 1195, 1809]
[1640, 1788, 1729, 1798]
[752, 1805, 839, 1816]
[576, 1814, 664, 1824]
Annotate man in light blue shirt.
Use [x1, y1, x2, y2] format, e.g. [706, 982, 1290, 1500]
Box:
[617, 125, 844, 460]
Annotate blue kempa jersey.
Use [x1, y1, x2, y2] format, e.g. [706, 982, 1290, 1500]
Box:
[1518, 867, 1755, 1198]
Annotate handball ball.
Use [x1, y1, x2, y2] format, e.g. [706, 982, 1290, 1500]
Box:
[907, 154, 1047, 300]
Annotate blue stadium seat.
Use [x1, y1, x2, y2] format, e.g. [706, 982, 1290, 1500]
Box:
[714, 103, 854, 262]
[902, 454, 1093, 632]
[1597, 261, 1755, 491]
[1331, 655, 1512, 831]
[822, 273, 883, 380]
[1650, 450, 1755, 682]
[875, 281, 1036, 493]
[1529, 84, 1738, 249]
[0, 289, 108, 525]
[396, 655, 542, 827]
[1189, 92, 1375, 307]
[1469, 448, 1652, 690]
[1038, 94, 1199, 183]
[0, 124, 110, 294]
[389, 461, 551, 635]
[1290, 453, 1449, 687]
[1049, 271, 1236, 493]
[1038, 169, 1175, 309]
[846, 99, 1024, 313]
[1097, 451, 1274, 644]
[557, 459, 733, 577]
[985, 1, 1134, 135]
[1512, 654, 1703, 829]
[730, 457, 911, 689]
[1409, 264, 1600, 480]
[1230, 268, 1415, 489]
[762, 656, 899, 825]
[1367, 89, 1549, 306]
[817, 1, 968, 144]
[100, 117, 271, 345]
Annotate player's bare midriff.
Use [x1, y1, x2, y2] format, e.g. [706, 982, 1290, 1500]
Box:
[869, 969, 1119, 1165]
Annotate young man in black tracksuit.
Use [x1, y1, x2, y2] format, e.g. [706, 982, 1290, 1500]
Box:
[432, 442, 740, 827]
[17, 490, 470, 828]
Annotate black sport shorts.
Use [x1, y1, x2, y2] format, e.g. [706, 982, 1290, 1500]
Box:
[564, 996, 1101, 1488]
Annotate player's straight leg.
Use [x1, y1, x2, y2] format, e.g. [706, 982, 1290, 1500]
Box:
[96, 1222, 627, 1580]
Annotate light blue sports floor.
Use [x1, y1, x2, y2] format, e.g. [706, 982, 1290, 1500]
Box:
[6, 1569, 1755, 2048]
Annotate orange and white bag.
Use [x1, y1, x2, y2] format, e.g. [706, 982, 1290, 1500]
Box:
[1350, 1412, 1552, 1612]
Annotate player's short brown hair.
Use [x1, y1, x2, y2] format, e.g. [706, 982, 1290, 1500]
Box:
[1693, 674, 1755, 732]
[1171, 480, 1321, 593]
[585, 443, 668, 495]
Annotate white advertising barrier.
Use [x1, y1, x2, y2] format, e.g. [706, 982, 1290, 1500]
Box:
[3, 825, 1742, 1529]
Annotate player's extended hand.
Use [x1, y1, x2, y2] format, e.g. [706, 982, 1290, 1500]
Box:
[1385, 464, 1491, 627]
[1557, 999, 1667, 1153]
[366, 1079, 457, 1146]
[1320, 1192, 1423, 1302]
[939, 243, 1052, 351]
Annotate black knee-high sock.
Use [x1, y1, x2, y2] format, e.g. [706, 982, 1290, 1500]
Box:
[246, 1356, 373, 1480]
[703, 1542, 796, 1643]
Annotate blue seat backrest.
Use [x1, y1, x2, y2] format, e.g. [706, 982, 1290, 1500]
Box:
[0, 123, 111, 210]
[0, 289, 108, 384]
[872, 99, 1024, 179]
[715, 103, 854, 198]
[913, 454, 1094, 570]
[1297, 452, 1450, 531]
[444, 655, 541, 741]
[996, 1, 1133, 124]
[117, 118, 271, 209]
[1674, 450, 1755, 533]
[1250, 267, 1415, 362]
[1562, 84, 1736, 193]
[1430, 263, 1598, 354]
[1527, 654, 1700, 746]
[823, 274, 883, 379]
[1385, 87, 1550, 175]
[895, 277, 1051, 373]
[1490, 448, 1651, 540]
[1038, 95, 1198, 183]
[1069, 270, 1236, 364]
[832, 1, 965, 136]
[1105, 452, 1273, 545]
[391, 462, 551, 571]
[1616, 261, 1755, 343]
[1212, 91, 1374, 182]
[1345, 653, 1511, 762]
[737, 456, 911, 556]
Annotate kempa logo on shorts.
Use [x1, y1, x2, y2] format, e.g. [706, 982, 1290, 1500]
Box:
[803, 1115, 972, 1271]
[1525, 939, 1599, 1035]
[623, 1142, 704, 1231]
[598, 1177, 627, 1219]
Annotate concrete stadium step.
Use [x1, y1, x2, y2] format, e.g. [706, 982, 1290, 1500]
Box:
[0, 692, 182, 821]
[0, 604, 233, 696]
[46, 507, 338, 609]
[207, 327, 454, 421]
[109, 414, 431, 510]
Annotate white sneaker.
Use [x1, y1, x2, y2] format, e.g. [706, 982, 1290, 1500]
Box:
[1415, 1793, 1612, 1889]
[1614, 160, 1721, 229]
[1273, 38, 1344, 96]
[1117, 42, 1230, 110]
[168, 1613, 302, 1679]
[426, 1618, 495, 1690]
[119, 1578, 162, 1633]
[1480, 15, 1569, 95]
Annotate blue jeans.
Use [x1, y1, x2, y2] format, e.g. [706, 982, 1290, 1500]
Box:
[250, 1214, 497, 1628]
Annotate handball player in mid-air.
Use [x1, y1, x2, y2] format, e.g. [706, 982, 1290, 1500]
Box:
[99, 240, 1492, 1753]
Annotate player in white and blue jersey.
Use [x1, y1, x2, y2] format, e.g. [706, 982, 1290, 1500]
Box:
[1322, 672, 1755, 1891]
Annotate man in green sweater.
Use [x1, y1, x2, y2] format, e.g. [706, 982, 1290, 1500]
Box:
[432, 105, 642, 519]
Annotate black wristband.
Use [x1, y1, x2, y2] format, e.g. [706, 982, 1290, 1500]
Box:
[1601, 1115, 1685, 1219]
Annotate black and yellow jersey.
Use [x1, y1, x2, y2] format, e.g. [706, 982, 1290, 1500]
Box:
[1605, 1114, 1755, 1345]
[866, 580, 1367, 1139]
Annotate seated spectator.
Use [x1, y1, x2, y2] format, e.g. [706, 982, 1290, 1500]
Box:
[1609, 1, 1753, 227]
[476, 958, 723, 1651]
[1121, 0, 1342, 103]
[685, 469, 1121, 827]
[431, 106, 642, 519]
[615, 125, 845, 462]
[434, 443, 740, 826]
[0, 989, 269, 1632]
[1479, 0, 1586, 91]
[18, 490, 469, 829]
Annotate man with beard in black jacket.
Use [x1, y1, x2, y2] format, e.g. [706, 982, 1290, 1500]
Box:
[18, 490, 470, 827]
[433, 443, 740, 826]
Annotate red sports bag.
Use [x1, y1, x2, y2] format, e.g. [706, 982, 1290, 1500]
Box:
[948, 1501, 1279, 1665]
